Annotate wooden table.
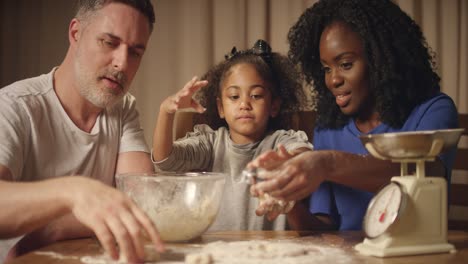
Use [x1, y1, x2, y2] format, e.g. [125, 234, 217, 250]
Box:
[6, 230, 468, 263]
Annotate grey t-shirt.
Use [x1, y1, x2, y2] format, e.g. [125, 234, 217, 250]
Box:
[0, 68, 149, 184]
[155, 124, 313, 231]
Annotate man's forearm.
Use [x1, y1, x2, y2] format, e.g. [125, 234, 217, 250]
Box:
[42, 213, 93, 242]
[0, 179, 70, 238]
[7, 214, 93, 259]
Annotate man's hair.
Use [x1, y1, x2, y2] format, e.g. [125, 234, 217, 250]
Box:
[75, 0, 155, 31]
[288, 0, 440, 129]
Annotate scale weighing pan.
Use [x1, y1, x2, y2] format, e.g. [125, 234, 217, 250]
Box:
[355, 128, 463, 257]
[359, 129, 463, 161]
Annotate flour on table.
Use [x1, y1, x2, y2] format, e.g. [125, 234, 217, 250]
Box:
[80, 245, 161, 264]
[80, 254, 162, 264]
[80, 244, 199, 264]
[185, 240, 352, 264]
[35, 251, 79, 260]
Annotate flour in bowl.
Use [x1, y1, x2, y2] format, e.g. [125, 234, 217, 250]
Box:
[144, 197, 218, 241]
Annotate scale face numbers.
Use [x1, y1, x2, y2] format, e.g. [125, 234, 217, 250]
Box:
[363, 182, 405, 238]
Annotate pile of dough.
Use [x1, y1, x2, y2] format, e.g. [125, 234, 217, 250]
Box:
[258, 193, 295, 215]
[185, 240, 322, 264]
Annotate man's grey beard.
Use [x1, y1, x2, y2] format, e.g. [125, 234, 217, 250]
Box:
[79, 84, 124, 108]
[75, 65, 128, 109]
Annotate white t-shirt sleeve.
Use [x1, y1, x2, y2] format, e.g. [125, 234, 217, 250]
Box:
[118, 94, 149, 154]
[0, 95, 29, 180]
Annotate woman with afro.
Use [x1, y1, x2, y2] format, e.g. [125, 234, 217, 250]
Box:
[249, 0, 459, 231]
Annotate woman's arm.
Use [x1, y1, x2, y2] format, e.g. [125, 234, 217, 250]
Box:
[252, 150, 400, 202]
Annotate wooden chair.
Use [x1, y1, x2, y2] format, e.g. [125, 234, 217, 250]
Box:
[173, 111, 200, 140]
[448, 113, 468, 230]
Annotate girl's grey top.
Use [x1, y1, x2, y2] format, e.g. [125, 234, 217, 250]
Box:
[154, 124, 313, 231]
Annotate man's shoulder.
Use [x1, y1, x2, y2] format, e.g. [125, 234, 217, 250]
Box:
[0, 71, 53, 99]
[108, 93, 137, 113]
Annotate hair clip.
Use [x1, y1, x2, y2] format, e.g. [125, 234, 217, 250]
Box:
[225, 47, 239, 60]
[224, 39, 272, 61]
[251, 39, 272, 56]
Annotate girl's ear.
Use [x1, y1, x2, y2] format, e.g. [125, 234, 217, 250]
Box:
[217, 98, 225, 118]
[270, 98, 282, 118]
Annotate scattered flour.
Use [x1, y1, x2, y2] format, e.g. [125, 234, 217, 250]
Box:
[184, 240, 354, 264]
[35, 240, 354, 264]
[80, 253, 159, 264]
[80, 244, 199, 264]
[35, 251, 80, 260]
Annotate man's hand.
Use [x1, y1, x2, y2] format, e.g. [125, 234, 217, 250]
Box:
[2, 176, 165, 262]
[68, 177, 165, 262]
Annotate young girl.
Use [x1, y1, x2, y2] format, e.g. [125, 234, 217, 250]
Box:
[249, 0, 459, 231]
[152, 40, 313, 231]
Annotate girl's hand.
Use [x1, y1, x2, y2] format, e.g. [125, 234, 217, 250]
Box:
[256, 193, 295, 221]
[247, 144, 293, 172]
[251, 151, 326, 202]
[248, 145, 296, 221]
[248, 145, 293, 198]
[161, 76, 208, 114]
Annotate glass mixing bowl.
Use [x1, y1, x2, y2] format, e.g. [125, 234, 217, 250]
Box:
[116, 172, 225, 242]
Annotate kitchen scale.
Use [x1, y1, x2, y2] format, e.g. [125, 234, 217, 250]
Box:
[355, 128, 464, 257]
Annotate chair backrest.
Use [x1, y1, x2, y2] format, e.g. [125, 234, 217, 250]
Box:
[448, 113, 468, 230]
[173, 111, 198, 140]
[173, 110, 317, 142]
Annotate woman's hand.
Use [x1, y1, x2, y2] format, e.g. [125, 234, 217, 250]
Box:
[256, 193, 295, 221]
[251, 151, 327, 202]
[248, 145, 300, 221]
[247, 144, 293, 172]
[161, 76, 208, 114]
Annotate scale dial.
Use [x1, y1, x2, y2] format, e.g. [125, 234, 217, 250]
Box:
[363, 182, 406, 238]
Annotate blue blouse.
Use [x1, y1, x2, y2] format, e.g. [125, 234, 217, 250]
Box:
[310, 93, 459, 230]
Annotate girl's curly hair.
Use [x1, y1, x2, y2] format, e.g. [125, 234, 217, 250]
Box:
[195, 40, 305, 131]
[288, 0, 440, 129]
